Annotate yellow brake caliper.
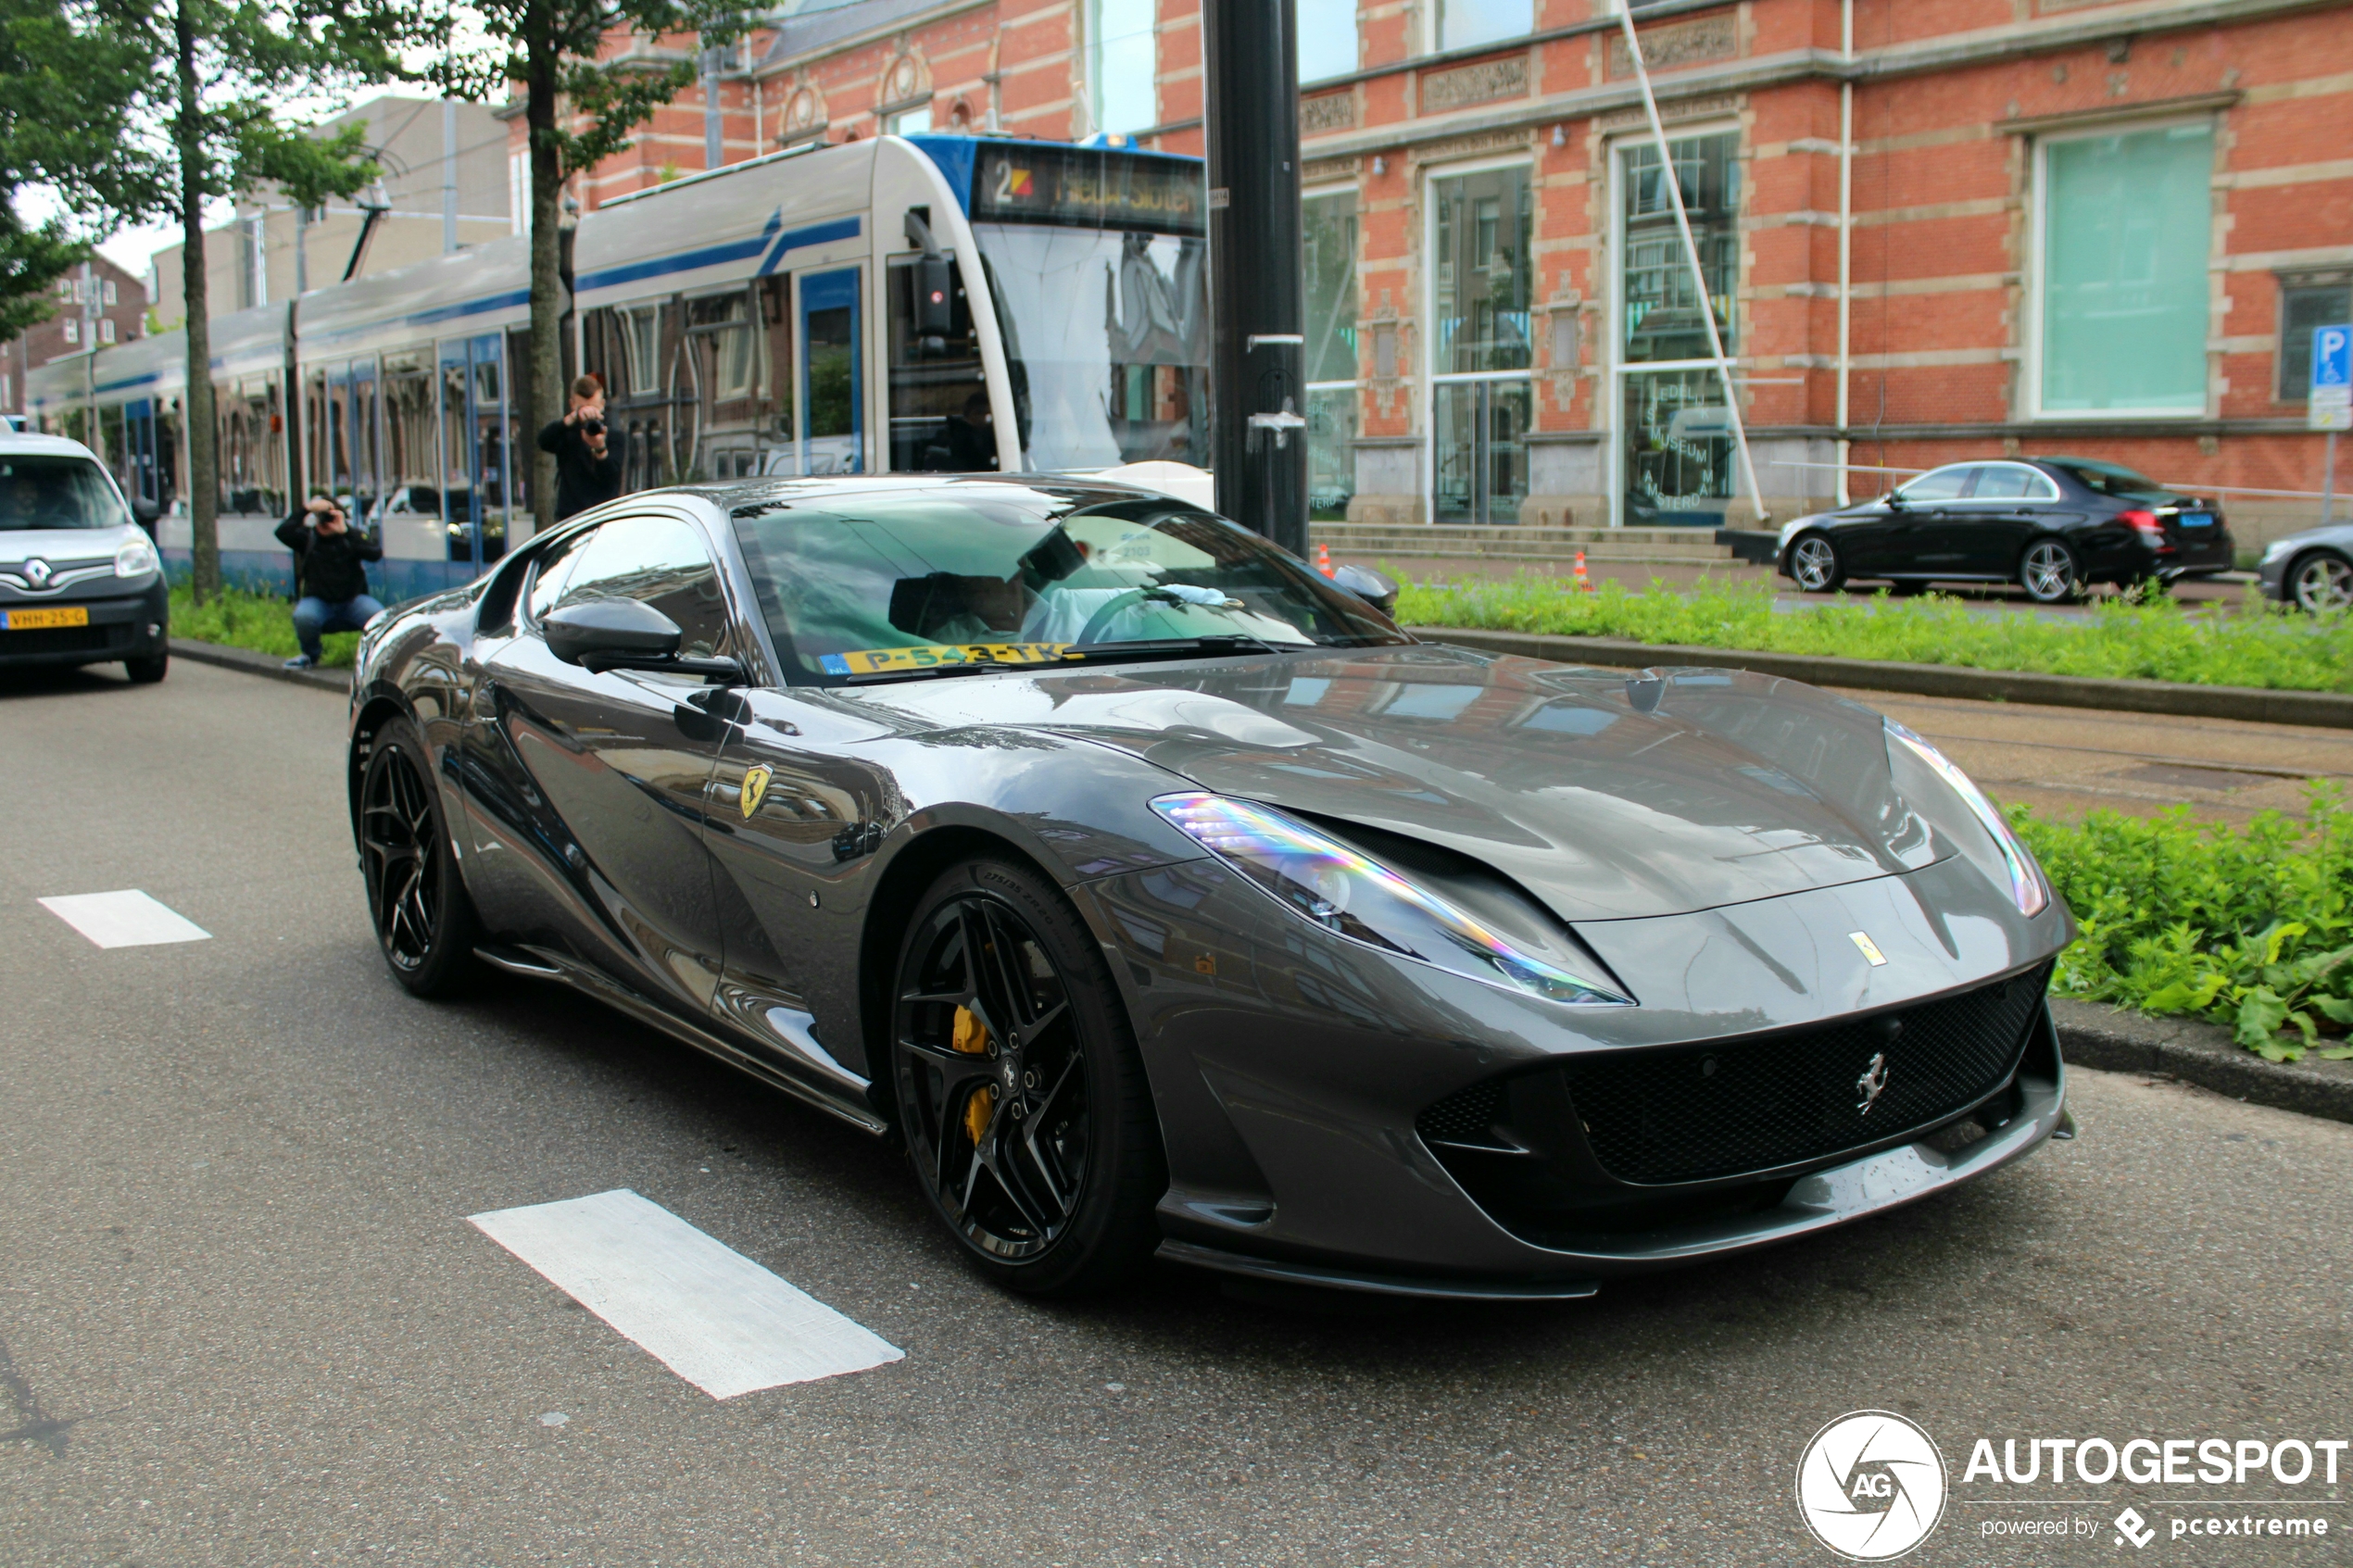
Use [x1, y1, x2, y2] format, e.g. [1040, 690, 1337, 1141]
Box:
[953, 1005, 995, 1146]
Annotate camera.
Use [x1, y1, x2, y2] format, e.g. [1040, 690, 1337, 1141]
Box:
[579, 416, 605, 437]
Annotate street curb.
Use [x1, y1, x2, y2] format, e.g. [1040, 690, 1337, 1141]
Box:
[2054, 998, 2353, 1125]
[170, 637, 350, 695]
[1411, 626, 2353, 731]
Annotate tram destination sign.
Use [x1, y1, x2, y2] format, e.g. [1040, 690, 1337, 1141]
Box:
[971, 144, 1206, 236]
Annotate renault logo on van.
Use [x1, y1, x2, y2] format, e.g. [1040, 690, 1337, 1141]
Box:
[22, 558, 52, 588]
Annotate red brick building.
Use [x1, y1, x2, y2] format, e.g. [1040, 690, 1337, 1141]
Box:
[0, 255, 147, 420]
[530, 0, 2353, 545]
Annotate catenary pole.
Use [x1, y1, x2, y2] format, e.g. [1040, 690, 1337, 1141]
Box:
[1202, 0, 1309, 555]
[1615, 6, 1769, 526]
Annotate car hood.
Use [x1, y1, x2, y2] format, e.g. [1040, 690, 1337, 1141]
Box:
[843, 643, 1946, 922]
[0, 524, 134, 566]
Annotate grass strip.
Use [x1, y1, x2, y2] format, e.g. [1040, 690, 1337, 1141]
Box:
[169, 585, 361, 669]
[2017, 787, 2353, 1061]
[1393, 575, 2353, 694]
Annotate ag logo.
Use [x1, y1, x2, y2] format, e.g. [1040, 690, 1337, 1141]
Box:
[739, 764, 773, 819]
[1795, 1411, 1946, 1561]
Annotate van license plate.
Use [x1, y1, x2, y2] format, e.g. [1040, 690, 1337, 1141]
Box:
[2, 606, 91, 630]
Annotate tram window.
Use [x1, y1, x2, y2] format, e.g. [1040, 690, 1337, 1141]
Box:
[623, 305, 661, 395]
[887, 256, 990, 472]
[805, 292, 858, 473]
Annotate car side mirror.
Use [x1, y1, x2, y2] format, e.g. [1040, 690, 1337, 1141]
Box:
[1329, 561, 1400, 619]
[1883, 490, 1908, 509]
[543, 596, 746, 684]
[132, 495, 161, 526]
[544, 596, 683, 666]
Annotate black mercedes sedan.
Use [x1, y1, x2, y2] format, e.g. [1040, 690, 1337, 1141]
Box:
[348, 476, 2072, 1300]
[1778, 456, 2234, 602]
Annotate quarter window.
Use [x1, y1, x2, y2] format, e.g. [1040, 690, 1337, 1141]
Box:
[1964, 464, 2057, 501]
[2036, 121, 2213, 416]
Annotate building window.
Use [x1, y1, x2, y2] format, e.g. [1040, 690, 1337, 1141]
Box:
[885, 105, 932, 136]
[509, 151, 527, 237]
[1303, 190, 1358, 520]
[2277, 271, 2353, 401]
[1088, 0, 1157, 136]
[1299, 0, 1356, 81]
[63, 318, 77, 345]
[99, 318, 116, 344]
[1429, 164, 1532, 525]
[1615, 129, 1740, 526]
[1437, 0, 1532, 54]
[2034, 120, 2213, 417]
[102, 280, 117, 306]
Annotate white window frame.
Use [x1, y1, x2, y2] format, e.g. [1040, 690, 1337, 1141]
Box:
[2024, 113, 2218, 423]
[1604, 119, 1743, 529]
[1422, 153, 1537, 526]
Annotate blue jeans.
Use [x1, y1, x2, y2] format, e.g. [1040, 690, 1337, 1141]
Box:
[292, 594, 384, 660]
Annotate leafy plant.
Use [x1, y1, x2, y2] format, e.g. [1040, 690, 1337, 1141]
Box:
[170, 583, 359, 667]
[1395, 574, 2353, 694]
[2011, 786, 2353, 1061]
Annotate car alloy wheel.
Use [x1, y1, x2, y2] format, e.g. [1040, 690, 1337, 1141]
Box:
[891, 858, 1163, 1295]
[358, 718, 480, 996]
[2291, 551, 2353, 614]
[1790, 534, 1843, 593]
[2020, 539, 2080, 604]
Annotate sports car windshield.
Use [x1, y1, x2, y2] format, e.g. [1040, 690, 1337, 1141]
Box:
[727, 486, 1407, 684]
[0, 455, 132, 531]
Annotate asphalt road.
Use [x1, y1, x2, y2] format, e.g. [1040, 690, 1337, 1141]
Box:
[4, 659, 2349, 1567]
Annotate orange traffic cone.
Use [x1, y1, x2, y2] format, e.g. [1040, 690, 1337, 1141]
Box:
[1573, 549, 1594, 595]
[1315, 543, 1336, 577]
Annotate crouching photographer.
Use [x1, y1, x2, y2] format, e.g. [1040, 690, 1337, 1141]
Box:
[274, 495, 385, 671]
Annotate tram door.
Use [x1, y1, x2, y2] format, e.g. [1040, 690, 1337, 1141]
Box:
[123, 398, 159, 520]
[439, 334, 511, 574]
[799, 270, 862, 475]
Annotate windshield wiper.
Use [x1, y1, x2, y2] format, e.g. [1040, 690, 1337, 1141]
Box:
[840, 657, 1051, 684]
[1067, 633, 1302, 660]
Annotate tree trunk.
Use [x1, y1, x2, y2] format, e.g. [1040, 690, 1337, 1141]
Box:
[173, 0, 219, 604]
[526, 21, 561, 540]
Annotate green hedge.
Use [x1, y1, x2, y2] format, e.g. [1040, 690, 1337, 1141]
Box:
[2017, 788, 2353, 1061]
[170, 585, 360, 669]
[1395, 576, 2353, 694]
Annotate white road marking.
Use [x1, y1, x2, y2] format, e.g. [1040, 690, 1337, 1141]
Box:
[468, 1188, 902, 1399]
[38, 890, 213, 948]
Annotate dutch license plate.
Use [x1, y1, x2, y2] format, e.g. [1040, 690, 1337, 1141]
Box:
[2, 605, 90, 631]
[2180, 512, 2214, 528]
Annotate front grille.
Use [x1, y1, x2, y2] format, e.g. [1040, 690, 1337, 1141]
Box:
[1559, 963, 2052, 1185]
[0, 622, 119, 656]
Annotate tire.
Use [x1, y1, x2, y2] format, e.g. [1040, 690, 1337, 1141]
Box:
[2019, 538, 2082, 605]
[1787, 533, 1844, 593]
[890, 855, 1163, 1297]
[123, 652, 168, 684]
[1887, 579, 1931, 597]
[358, 716, 481, 997]
[2288, 550, 2353, 614]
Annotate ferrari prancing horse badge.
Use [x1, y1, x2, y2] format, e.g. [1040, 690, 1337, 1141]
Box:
[740, 764, 773, 819]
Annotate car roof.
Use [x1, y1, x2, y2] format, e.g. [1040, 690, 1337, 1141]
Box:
[0, 432, 104, 462]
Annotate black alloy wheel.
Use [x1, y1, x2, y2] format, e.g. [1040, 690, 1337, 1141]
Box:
[1788, 533, 1844, 593]
[891, 857, 1161, 1296]
[2019, 537, 2081, 605]
[359, 717, 480, 997]
[2289, 550, 2353, 614]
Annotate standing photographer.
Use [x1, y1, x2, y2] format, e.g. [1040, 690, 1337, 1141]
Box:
[274, 495, 385, 671]
[537, 373, 624, 521]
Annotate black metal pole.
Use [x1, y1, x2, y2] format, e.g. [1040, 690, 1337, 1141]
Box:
[1202, 0, 1308, 556]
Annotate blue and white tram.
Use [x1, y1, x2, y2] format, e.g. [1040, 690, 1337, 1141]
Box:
[33, 134, 1213, 602]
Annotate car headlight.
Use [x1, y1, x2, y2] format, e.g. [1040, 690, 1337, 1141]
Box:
[2261, 538, 2295, 565]
[114, 535, 158, 578]
[1884, 720, 2047, 916]
[1151, 792, 1633, 1006]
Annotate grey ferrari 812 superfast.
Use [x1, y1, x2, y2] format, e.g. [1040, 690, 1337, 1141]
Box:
[347, 476, 2071, 1298]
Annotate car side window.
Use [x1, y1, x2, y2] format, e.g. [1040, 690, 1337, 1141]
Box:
[1894, 466, 1971, 503]
[1967, 464, 2046, 502]
[552, 513, 733, 659]
[524, 524, 601, 626]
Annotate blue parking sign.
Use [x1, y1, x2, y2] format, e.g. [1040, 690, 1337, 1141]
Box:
[2316, 324, 2352, 395]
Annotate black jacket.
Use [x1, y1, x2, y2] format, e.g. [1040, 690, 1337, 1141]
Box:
[537, 418, 624, 521]
[275, 511, 383, 602]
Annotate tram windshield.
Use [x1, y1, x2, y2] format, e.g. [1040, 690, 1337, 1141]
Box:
[962, 144, 1210, 473]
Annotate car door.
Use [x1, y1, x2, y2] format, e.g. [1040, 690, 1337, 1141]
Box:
[470, 508, 739, 1018]
[1845, 464, 1969, 576]
[1935, 461, 2047, 577]
[702, 686, 905, 1089]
